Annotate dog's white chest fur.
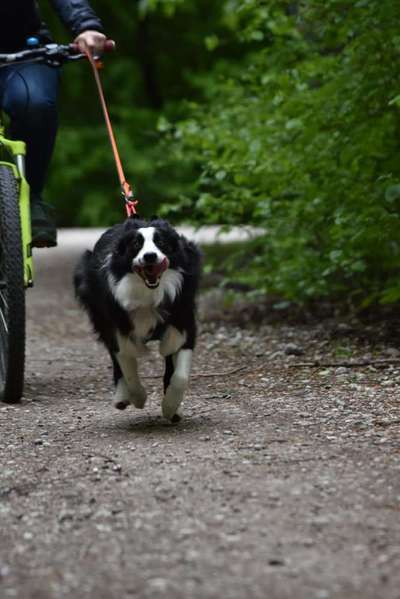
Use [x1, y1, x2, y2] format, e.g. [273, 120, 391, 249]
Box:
[110, 268, 184, 347]
[110, 269, 183, 313]
[130, 306, 159, 342]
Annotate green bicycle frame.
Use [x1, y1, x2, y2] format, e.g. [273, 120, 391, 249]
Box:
[0, 122, 33, 288]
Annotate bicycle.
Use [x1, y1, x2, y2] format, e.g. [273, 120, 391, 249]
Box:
[0, 41, 96, 403]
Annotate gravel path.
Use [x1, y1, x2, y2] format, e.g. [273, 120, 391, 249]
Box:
[0, 231, 399, 599]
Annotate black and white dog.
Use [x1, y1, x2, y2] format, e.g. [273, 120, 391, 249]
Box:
[74, 217, 202, 422]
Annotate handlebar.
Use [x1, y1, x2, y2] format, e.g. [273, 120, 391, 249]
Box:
[0, 40, 115, 67]
[70, 39, 116, 55]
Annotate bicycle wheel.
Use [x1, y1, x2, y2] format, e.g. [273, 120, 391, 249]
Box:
[0, 165, 25, 403]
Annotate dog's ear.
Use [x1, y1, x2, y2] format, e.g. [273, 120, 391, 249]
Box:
[128, 213, 141, 220]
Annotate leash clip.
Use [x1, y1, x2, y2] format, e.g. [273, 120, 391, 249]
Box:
[125, 198, 139, 217]
[121, 182, 138, 217]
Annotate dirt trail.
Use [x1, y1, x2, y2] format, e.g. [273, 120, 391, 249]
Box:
[0, 233, 399, 599]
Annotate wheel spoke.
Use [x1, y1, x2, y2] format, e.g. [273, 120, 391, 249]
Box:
[0, 290, 7, 384]
[0, 290, 8, 334]
[0, 337, 6, 381]
[0, 239, 9, 386]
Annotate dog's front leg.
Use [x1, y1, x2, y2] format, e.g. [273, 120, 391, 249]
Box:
[162, 349, 192, 422]
[113, 335, 147, 410]
[114, 353, 147, 410]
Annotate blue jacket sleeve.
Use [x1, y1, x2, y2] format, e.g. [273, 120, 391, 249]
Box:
[50, 0, 104, 36]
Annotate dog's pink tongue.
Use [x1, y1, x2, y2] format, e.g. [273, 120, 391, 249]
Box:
[138, 258, 169, 283]
[146, 258, 169, 276]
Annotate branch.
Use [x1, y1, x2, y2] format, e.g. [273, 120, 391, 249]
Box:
[142, 364, 248, 379]
[192, 365, 248, 378]
[289, 358, 400, 369]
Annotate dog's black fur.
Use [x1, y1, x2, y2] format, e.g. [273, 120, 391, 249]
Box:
[74, 217, 202, 421]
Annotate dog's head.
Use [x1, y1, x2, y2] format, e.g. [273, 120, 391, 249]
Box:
[115, 218, 182, 289]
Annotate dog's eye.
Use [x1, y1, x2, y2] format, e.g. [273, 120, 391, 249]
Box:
[155, 234, 178, 253]
[131, 236, 143, 251]
[154, 236, 168, 252]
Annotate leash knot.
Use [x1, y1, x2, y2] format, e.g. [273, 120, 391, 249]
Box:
[125, 198, 139, 217]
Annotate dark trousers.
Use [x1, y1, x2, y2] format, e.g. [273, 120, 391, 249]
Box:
[0, 63, 60, 195]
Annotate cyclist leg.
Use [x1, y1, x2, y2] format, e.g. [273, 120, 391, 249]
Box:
[0, 63, 60, 247]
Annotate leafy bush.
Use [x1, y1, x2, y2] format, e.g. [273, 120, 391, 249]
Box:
[156, 0, 400, 304]
[41, 0, 400, 304]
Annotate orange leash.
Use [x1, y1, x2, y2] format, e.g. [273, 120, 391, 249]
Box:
[84, 48, 138, 217]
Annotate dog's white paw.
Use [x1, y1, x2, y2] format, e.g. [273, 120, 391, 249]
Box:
[171, 407, 183, 423]
[162, 385, 184, 421]
[113, 378, 130, 410]
[113, 379, 147, 410]
[129, 384, 147, 409]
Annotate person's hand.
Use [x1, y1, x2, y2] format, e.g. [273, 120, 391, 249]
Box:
[74, 30, 107, 57]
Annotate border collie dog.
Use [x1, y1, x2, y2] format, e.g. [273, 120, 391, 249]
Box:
[74, 217, 202, 422]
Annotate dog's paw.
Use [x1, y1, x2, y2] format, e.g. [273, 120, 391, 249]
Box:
[162, 387, 184, 421]
[113, 379, 147, 410]
[129, 385, 147, 409]
[113, 378, 131, 410]
[171, 411, 182, 424]
[114, 400, 129, 410]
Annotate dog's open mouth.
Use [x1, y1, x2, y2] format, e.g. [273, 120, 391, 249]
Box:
[134, 258, 169, 288]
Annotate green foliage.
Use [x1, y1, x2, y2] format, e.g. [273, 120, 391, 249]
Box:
[155, 0, 400, 304]
[40, 0, 400, 304]
[41, 0, 232, 224]
[138, 0, 186, 15]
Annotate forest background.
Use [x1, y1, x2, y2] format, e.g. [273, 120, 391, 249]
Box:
[41, 0, 400, 305]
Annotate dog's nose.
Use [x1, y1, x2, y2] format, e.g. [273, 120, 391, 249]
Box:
[142, 252, 158, 264]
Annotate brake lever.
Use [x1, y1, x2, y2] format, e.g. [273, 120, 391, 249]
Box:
[67, 53, 85, 61]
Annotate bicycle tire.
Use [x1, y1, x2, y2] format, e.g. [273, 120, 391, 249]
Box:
[0, 165, 25, 403]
